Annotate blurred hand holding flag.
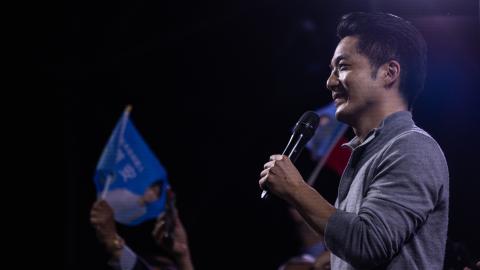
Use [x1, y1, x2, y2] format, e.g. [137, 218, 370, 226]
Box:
[94, 105, 170, 226]
[305, 102, 350, 184]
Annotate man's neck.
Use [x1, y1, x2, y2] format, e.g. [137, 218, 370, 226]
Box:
[352, 102, 407, 143]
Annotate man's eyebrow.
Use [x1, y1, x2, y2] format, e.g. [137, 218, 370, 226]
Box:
[329, 55, 349, 69]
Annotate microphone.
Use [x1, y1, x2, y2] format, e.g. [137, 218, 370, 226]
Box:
[261, 111, 320, 199]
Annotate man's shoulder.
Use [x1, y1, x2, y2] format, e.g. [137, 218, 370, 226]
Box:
[381, 126, 448, 174]
[387, 125, 443, 152]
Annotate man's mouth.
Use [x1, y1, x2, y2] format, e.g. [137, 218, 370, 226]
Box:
[332, 93, 348, 106]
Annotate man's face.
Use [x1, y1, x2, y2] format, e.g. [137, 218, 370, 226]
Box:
[326, 36, 384, 125]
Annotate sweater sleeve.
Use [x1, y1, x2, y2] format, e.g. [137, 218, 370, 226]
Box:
[324, 132, 448, 269]
[109, 245, 139, 270]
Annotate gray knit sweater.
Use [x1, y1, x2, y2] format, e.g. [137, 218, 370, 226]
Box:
[325, 111, 449, 270]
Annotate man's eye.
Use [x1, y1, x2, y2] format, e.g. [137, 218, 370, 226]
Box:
[338, 64, 349, 71]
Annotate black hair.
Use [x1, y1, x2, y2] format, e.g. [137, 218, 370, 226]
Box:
[337, 12, 427, 110]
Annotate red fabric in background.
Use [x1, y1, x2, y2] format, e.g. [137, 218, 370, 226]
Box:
[325, 136, 351, 176]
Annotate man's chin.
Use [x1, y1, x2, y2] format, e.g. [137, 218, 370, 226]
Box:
[334, 106, 351, 124]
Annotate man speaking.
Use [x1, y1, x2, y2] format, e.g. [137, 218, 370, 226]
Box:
[259, 12, 449, 270]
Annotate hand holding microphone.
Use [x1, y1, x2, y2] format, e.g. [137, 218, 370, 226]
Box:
[259, 111, 319, 199]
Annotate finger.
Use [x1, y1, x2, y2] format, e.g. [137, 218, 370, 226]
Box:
[268, 163, 282, 175]
[259, 175, 269, 189]
[90, 217, 100, 225]
[156, 212, 166, 221]
[270, 154, 284, 161]
[152, 227, 163, 240]
[93, 205, 105, 213]
[97, 200, 113, 211]
[260, 168, 270, 178]
[153, 219, 166, 236]
[171, 208, 181, 226]
[152, 224, 165, 241]
[96, 200, 107, 207]
[91, 202, 101, 212]
[91, 207, 104, 217]
[174, 212, 182, 226]
[90, 208, 101, 217]
[263, 160, 275, 169]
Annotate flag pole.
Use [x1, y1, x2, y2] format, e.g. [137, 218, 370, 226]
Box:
[119, 105, 132, 145]
[101, 105, 133, 199]
[101, 174, 113, 199]
[306, 126, 348, 186]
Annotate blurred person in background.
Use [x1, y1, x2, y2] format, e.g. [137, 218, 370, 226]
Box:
[90, 191, 194, 270]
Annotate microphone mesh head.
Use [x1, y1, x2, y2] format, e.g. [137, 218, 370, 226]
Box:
[293, 111, 320, 140]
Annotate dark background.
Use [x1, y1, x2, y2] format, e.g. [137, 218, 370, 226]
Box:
[55, 0, 480, 269]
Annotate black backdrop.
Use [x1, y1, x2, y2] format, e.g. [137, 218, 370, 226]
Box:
[58, 0, 480, 269]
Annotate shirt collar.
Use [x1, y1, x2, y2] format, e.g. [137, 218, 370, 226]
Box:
[343, 111, 413, 150]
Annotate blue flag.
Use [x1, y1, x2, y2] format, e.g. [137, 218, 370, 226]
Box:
[306, 102, 348, 160]
[94, 106, 169, 226]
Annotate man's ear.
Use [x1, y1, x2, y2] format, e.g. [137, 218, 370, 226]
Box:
[382, 60, 401, 88]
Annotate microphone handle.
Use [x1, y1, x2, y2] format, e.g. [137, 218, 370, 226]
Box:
[261, 133, 304, 199]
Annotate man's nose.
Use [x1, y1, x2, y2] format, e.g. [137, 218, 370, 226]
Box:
[326, 70, 339, 92]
